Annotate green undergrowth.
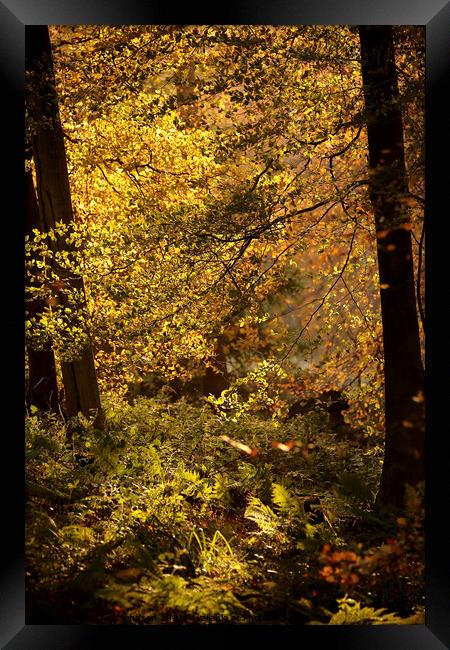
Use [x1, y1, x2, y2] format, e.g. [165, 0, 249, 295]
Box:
[25, 395, 425, 625]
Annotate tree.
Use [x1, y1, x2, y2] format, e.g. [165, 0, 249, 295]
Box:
[36, 26, 425, 503]
[25, 163, 59, 412]
[26, 26, 104, 431]
[358, 26, 425, 509]
[47, 27, 366, 389]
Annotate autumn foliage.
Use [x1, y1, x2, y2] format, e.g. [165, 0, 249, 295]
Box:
[25, 25, 425, 625]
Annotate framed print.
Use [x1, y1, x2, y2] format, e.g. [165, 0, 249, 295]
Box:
[2, 0, 449, 647]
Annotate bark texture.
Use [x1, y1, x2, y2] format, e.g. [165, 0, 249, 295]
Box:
[25, 168, 59, 412]
[359, 26, 425, 509]
[26, 26, 104, 430]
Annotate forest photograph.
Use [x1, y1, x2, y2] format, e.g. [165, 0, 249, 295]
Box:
[25, 24, 425, 625]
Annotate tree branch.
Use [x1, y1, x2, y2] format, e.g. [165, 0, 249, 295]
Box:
[277, 224, 358, 363]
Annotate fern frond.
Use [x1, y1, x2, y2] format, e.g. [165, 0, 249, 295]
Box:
[326, 596, 421, 625]
[244, 497, 278, 534]
[181, 468, 201, 484]
[271, 483, 302, 517]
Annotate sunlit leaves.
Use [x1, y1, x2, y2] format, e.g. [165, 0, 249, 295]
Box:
[34, 25, 424, 422]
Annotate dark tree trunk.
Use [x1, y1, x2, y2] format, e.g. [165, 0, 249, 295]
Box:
[203, 337, 229, 397]
[359, 26, 425, 510]
[25, 168, 59, 412]
[26, 26, 104, 431]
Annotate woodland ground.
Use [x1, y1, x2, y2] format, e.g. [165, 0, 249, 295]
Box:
[25, 392, 424, 625]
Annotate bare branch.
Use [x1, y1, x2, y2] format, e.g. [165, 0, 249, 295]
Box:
[277, 224, 358, 363]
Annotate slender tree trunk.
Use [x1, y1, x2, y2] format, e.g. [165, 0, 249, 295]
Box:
[203, 336, 229, 397]
[359, 26, 425, 509]
[26, 26, 104, 431]
[25, 167, 59, 412]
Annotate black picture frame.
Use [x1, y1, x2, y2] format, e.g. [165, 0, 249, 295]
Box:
[2, 0, 449, 647]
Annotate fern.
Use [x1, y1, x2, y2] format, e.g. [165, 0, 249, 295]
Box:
[244, 496, 279, 534]
[271, 483, 302, 517]
[323, 596, 424, 625]
[165, 574, 250, 620]
[59, 524, 96, 546]
[211, 473, 230, 502]
[180, 468, 202, 484]
[27, 394, 424, 624]
[99, 573, 250, 623]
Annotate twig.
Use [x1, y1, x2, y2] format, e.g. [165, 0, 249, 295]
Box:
[277, 224, 358, 364]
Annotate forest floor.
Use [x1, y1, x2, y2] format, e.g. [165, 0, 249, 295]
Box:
[25, 394, 424, 625]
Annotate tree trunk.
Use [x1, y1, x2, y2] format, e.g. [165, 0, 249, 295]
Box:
[359, 26, 425, 510]
[26, 26, 104, 431]
[25, 168, 59, 412]
[203, 337, 229, 397]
